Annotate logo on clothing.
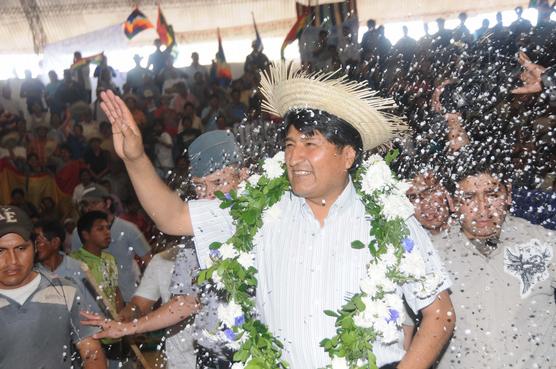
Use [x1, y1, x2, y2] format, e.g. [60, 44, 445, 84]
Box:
[503, 239, 553, 298]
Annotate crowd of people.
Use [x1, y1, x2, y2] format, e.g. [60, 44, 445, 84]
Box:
[0, 2, 555, 369]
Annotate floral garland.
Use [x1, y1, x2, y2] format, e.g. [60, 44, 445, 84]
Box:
[197, 151, 439, 369]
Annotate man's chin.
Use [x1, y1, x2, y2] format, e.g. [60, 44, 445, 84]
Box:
[466, 227, 501, 240]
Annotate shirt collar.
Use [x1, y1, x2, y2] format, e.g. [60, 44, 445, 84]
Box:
[75, 247, 103, 261]
[297, 176, 357, 220]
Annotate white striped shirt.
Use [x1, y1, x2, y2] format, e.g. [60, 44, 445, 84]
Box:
[189, 180, 451, 368]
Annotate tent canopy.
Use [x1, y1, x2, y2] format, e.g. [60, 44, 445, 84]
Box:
[0, 0, 527, 55]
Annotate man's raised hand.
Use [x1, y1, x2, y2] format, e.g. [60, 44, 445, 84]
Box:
[512, 52, 546, 95]
[99, 90, 145, 162]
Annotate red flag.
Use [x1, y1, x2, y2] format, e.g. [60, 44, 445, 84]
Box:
[156, 6, 174, 46]
[281, 12, 311, 59]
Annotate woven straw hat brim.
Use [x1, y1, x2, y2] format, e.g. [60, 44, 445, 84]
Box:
[260, 63, 407, 151]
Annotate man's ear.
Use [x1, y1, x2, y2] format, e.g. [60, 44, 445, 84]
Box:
[446, 193, 455, 212]
[342, 146, 357, 171]
[51, 236, 62, 250]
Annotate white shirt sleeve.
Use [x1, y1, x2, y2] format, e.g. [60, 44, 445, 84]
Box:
[402, 217, 452, 313]
[134, 255, 164, 301]
[188, 199, 235, 269]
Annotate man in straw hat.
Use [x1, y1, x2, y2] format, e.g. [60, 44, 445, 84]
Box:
[84, 64, 454, 369]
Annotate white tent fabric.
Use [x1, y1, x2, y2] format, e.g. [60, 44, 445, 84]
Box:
[0, 0, 529, 55]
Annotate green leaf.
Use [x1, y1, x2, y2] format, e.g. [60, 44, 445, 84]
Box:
[351, 240, 366, 249]
[353, 295, 366, 311]
[243, 209, 259, 225]
[384, 149, 399, 165]
[324, 309, 340, 318]
[209, 242, 222, 250]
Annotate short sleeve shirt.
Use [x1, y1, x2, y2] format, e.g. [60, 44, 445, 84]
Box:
[0, 274, 99, 368]
[434, 217, 556, 369]
[72, 217, 151, 302]
[37, 254, 101, 313]
[71, 248, 119, 310]
[188, 180, 451, 368]
[170, 238, 225, 356]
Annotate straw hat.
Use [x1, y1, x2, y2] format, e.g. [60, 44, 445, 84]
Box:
[259, 62, 407, 151]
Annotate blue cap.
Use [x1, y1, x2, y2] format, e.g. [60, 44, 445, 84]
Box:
[187, 131, 242, 177]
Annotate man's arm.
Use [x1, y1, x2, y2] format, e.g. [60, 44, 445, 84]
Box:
[76, 337, 107, 369]
[119, 295, 156, 322]
[398, 290, 455, 369]
[115, 287, 125, 313]
[99, 90, 193, 235]
[81, 294, 199, 339]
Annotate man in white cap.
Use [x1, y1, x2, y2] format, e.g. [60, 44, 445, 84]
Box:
[83, 130, 247, 369]
[84, 64, 454, 369]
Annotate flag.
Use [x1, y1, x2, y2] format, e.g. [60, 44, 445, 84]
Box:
[252, 12, 263, 51]
[213, 28, 232, 85]
[281, 12, 311, 59]
[71, 52, 104, 70]
[156, 6, 174, 46]
[124, 7, 154, 39]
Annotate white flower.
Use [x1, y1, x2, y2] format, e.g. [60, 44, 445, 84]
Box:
[237, 181, 247, 195]
[381, 192, 414, 221]
[330, 357, 350, 369]
[361, 296, 389, 323]
[396, 180, 412, 194]
[247, 173, 262, 186]
[416, 272, 444, 298]
[231, 362, 245, 369]
[211, 271, 225, 290]
[237, 252, 255, 269]
[219, 243, 239, 260]
[374, 320, 401, 345]
[383, 293, 404, 314]
[364, 154, 384, 166]
[353, 312, 374, 328]
[380, 246, 398, 269]
[361, 159, 394, 195]
[360, 277, 381, 297]
[361, 264, 396, 297]
[217, 300, 244, 328]
[262, 202, 282, 224]
[262, 152, 285, 180]
[399, 251, 426, 279]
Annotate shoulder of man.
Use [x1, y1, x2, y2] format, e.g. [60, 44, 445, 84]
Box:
[502, 216, 554, 245]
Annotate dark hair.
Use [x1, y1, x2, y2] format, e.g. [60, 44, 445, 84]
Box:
[79, 168, 91, 178]
[11, 188, 25, 197]
[39, 220, 66, 246]
[183, 102, 195, 110]
[282, 108, 363, 174]
[77, 211, 108, 243]
[442, 135, 514, 193]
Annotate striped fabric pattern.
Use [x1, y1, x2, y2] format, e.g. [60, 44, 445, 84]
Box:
[189, 180, 451, 368]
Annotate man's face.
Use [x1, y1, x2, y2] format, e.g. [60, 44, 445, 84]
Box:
[407, 174, 451, 233]
[285, 126, 355, 203]
[80, 198, 109, 214]
[454, 173, 511, 240]
[192, 166, 244, 200]
[83, 219, 111, 249]
[34, 227, 59, 262]
[0, 233, 35, 289]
